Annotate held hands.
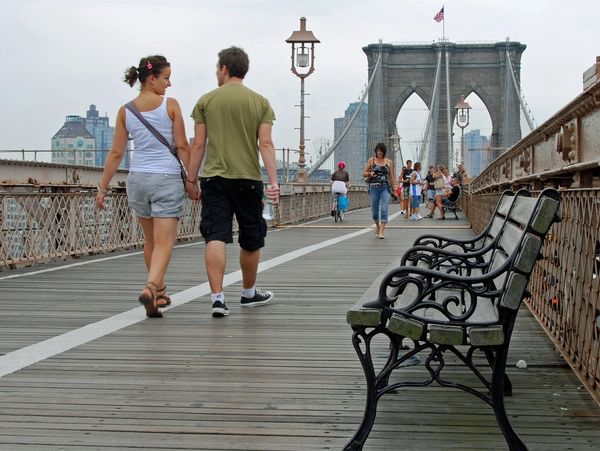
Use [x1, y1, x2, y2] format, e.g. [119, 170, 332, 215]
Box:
[185, 179, 201, 201]
[266, 184, 280, 204]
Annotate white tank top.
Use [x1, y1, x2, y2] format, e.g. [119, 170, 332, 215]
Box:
[411, 172, 423, 197]
[126, 97, 180, 174]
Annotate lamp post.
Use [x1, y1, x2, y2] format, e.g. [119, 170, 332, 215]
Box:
[389, 131, 402, 177]
[286, 17, 320, 184]
[454, 95, 471, 168]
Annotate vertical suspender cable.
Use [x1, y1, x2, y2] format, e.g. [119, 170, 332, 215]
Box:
[445, 47, 453, 169]
[418, 47, 443, 168]
[307, 50, 382, 176]
[506, 48, 535, 132]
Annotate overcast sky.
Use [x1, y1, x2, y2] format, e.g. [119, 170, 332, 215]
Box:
[1, 0, 598, 164]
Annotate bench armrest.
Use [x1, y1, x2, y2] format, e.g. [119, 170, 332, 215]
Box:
[362, 265, 504, 324]
[401, 243, 494, 273]
[412, 233, 486, 252]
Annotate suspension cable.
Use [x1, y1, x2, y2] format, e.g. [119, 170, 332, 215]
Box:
[506, 47, 536, 131]
[307, 50, 382, 176]
[417, 47, 443, 167]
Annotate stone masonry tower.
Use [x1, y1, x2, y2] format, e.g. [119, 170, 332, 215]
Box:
[364, 41, 526, 168]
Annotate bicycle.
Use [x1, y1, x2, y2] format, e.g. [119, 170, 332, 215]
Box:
[333, 192, 346, 222]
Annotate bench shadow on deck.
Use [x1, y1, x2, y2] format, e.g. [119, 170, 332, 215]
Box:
[0, 208, 598, 450]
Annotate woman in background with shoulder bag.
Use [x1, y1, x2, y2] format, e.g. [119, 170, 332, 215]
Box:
[363, 143, 396, 239]
[427, 164, 448, 220]
[96, 55, 190, 318]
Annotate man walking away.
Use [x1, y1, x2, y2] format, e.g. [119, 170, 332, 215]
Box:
[186, 46, 280, 317]
[400, 160, 414, 217]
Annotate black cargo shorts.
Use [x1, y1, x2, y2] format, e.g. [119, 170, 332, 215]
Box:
[199, 176, 267, 251]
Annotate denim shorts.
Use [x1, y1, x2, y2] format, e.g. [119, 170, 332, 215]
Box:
[411, 195, 421, 209]
[126, 172, 186, 218]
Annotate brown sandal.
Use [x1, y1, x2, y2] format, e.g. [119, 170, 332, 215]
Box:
[138, 281, 163, 318]
[156, 286, 171, 308]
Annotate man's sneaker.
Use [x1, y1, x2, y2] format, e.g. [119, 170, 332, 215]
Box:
[212, 300, 230, 317]
[241, 289, 273, 308]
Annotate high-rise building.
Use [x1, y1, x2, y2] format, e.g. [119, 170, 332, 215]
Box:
[85, 105, 118, 167]
[51, 115, 96, 166]
[463, 129, 490, 177]
[333, 102, 368, 182]
[51, 105, 129, 168]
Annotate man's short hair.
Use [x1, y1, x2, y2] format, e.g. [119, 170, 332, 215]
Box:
[406, 159, 413, 164]
[218, 46, 249, 79]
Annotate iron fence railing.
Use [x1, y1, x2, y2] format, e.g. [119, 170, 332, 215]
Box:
[465, 188, 600, 406]
[463, 61, 600, 405]
[0, 185, 370, 270]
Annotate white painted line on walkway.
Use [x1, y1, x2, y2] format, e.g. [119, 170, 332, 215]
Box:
[0, 211, 401, 378]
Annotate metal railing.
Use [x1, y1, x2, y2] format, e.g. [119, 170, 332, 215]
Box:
[0, 184, 369, 270]
[464, 74, 600, 405]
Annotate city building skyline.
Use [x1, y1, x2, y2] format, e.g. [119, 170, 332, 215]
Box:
[51, 105, 128, 169]
[464, 129, 490, 177]
[333, 102, 368, 182]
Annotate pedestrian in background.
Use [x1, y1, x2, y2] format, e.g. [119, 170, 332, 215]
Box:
[409, 162, 424, 221]
[425, 165, 436, 207]
[97, 55, 190, 318]
[186, 46, 279, 318]
[363, 143, 396, 239]
[399, 160, 414, 217]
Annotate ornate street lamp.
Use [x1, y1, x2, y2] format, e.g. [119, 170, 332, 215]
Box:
[389, 131, 402, 177]
[286, 17, 320, 183]
[454, 95, 471, 167]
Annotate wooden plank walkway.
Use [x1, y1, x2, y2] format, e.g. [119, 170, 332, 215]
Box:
[0, 207, 598, 450]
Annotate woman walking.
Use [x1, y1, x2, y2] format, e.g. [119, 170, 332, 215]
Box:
[96, 55, 190, 317]
[363, 143, 396, 239]
[427, 164, 450, 220]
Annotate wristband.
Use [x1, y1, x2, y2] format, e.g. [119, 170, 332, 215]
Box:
[186, 179, 197, 184]
[97, 185, 109, 195]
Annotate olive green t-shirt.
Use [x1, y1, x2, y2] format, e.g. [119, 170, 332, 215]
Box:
[191, 83, 275, 181]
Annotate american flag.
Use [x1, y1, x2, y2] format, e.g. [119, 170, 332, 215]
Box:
[434, 7, 444, 22]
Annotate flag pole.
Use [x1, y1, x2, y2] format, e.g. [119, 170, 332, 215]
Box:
[443, 6, 445, 41]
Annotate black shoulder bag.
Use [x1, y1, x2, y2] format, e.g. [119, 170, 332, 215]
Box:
[125, 101, 188, 187]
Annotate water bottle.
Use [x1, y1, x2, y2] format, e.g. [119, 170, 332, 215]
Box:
[262, 185, 274, 220]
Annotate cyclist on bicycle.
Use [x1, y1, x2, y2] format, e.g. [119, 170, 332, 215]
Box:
[330, 161, 350, 216]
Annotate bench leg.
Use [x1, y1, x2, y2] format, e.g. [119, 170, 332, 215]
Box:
[490, 345, 528, 451]
[344, 328, 380, 451]
[484, 348, 513, 396]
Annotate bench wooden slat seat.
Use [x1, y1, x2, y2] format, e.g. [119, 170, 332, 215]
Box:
[344, 188, 561, 451]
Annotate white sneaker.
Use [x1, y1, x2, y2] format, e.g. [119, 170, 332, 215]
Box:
[417, 214, 424, 220]
[410, 214, 418, 221]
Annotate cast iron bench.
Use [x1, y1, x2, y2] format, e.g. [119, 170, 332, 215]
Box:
[403, 190, 521, 275]
[344, 188, 561, 451]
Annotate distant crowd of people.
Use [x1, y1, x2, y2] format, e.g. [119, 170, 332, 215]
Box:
[358, 143, 466, 237]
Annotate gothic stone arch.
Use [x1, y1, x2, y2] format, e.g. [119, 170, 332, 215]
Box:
[364, 41, 526, 168]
